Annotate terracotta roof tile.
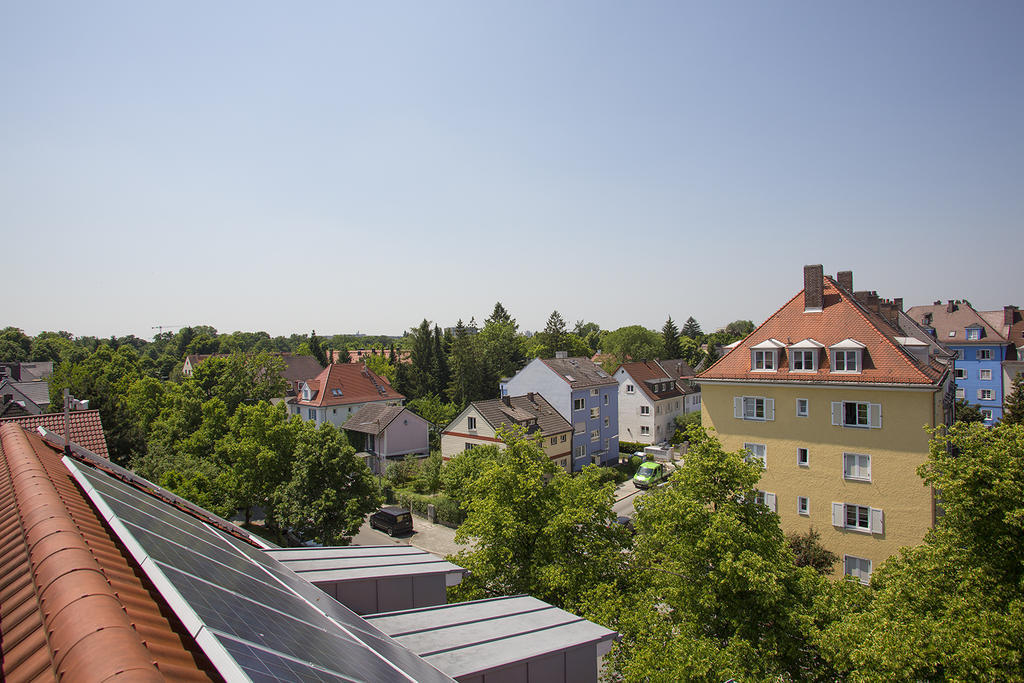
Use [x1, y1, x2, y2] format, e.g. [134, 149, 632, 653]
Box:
[905, 302, 1007, 344]
[294, 363, 404, 407]
[700, 277, 944, 386]
[0, 410, 109, 458]
[616, 360, 698, 401]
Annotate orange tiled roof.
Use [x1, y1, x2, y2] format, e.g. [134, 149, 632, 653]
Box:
[699, 277, 945, 386]
[294, 363, 404, 407]
[0, 410, 109, 457]
[0, 423, 216, 681]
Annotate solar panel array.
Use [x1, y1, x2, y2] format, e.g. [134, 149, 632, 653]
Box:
[66, 459, 454, 683]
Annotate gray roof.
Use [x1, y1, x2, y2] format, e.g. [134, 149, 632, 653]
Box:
[265, 545, 466, 584]
[280, 353, 325, 383]
[343, 403, 412, 435]
[0, 380, 49, 407]
[541, 357, 617, 388]
[472, 394, 571, 438]
[906, 301, 1007, 344]
[366, 595, 617, 679]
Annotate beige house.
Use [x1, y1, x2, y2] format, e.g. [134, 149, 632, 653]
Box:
[441, 394, 573, 472]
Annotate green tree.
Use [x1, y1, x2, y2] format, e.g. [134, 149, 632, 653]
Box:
[540, 310, 568, 355]
[403, 319, 435, 398]
[602, 326, 661, 367]
[954, 398, 986, 424]
[406, 394, 459, 450]
[681, 316, 703, 340]
[430, 325, 450, 396]
[308, 330, 327, 367]
[449, 428, 629, 610]
[0, 326, 32, 360]
[274, 422, 380, 545]
[660, 317, 681, 359]
[1002, 375, 1024, 425]
[479, 302, 526, 390]
[819, 423, 1024, 680]
[447, 320, 487, 407]
[363, 353, 396, 384]
[787, 527, 839, 574]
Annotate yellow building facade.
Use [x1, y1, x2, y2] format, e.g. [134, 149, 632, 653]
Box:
[698, 266, 952, 582]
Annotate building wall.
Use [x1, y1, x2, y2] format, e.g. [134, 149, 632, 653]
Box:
[685, 391, 702, 414]
[701, 381, 941, 579]
[380, 412, 430, 458]
[440, 406, 572, 471]
[1002, 361, 1024, 405]
[291, 400, 401, 428]
[503, 359, 572, 419]
[615, 368, 655, 444]
[568, 386, 618, 471]
[952, 343, 1009, 423]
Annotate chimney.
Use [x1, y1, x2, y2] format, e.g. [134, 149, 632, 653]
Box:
[527, 391, 535, 403]
[837, 270, 853, 293]
[501, 395, 511, 407]
[947, 300, 956, 313]
[803, 264, 824, 312]
[894, 298, 903, 312]
[1005, 305, 1018, 327]
[924, 312, 933, 326]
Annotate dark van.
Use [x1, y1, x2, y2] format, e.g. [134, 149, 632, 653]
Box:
[369, 506, 413, 536]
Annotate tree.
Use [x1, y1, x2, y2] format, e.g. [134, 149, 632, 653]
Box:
[540, 310, 568, 355]
[479, 302, 525, 390]
[446, 320, 487, 407]
[404, 319, 435, 399]
[430, 325, 450, 396]
[308, 330, 327, 367]
[1003, 375, 1024, 425]
[819, 423, 1024, 680]
[273, 422, 380, 545]
[681, 316, 703, 340]
[678, 336, 703, 369]
[363, 353, 396, 384]
[601, 326, 661, 366]
[787, 527, 838, 574]
[449, 428, 629, 611]
[724, 320, 755, 339]
[660, 317, 681, 359]
[954, 398, 986, 424]
[0, 326, 32, 360]
[406, 394, 459, 450]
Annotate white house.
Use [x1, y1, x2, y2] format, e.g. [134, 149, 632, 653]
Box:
[614, 359, 699, 445]
[288, 363, 404, 428]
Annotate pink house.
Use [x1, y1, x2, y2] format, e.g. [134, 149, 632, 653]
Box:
[342, 404, 429, 474]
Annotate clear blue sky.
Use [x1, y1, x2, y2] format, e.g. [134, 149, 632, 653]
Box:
[3, 1, 1021, 339]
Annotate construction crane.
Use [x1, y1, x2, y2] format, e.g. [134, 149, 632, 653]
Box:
[151, 325, 181, 337]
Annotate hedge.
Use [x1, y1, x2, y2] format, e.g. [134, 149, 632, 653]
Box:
[619, 440, 648, 454]
[394, 490, 467, 529]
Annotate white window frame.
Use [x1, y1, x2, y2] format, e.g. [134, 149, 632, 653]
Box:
[843, 452, 871, 481]
[752, 349, 777, 372]
[573, 398, 585, 411]
[844, 555, 872, 585]
[744, 442, 767, 470]
[575, 444, 586, 458]
[603, 394, 609, 405]
[955, 367, 966, 380]
[832, 401, 881, 429]
[625, 384, 635, 394]
[955, 387, 965, 399]
[590, 388, 599, 396]
[467, 416, 477, 430]
[590, 429, 599, 442]
[604, 417, 609, 428]
[590, 407, 600, 419]
[831, 349, 861, 373]
[982, 409, 993, 421]
[797, 447, 809, 467]
[977, 349, 993, 360]
[790, 349, 817, 372]
[797, 496, 809, 515]
[550, 436, 557, 445]
[754, 490, 777, 512]
[966, 327, 981, 341]
[465, 442, 476, 451]
[640, 425, 651, 436]
[796, 398, 809, 417]
[573, 421, 584, 434]
[735, 396, 775, 421]
[640, 405, 650, 416]
[833, 502, 883, 534]
[978, 389, 994, 401]
[980, 369, 992, 381]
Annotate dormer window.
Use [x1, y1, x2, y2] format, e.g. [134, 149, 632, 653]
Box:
[788, 339, 823, 372]
[830, 339, 866, 373]
[302, 385, 311, 400]
[966, 327, 982, 341]
[750, 339, 785, 372]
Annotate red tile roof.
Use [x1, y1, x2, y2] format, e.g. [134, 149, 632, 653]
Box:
[294, 363, 404, 407]
[700, 277, 945, 386]
[616, 361, 685, 401]
[0, 410, 109, 457]
[0, 423, 216, 681]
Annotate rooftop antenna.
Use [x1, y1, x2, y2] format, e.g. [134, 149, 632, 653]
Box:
[62, 387, 71, 455]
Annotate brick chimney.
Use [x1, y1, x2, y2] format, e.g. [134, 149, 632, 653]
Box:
[1005, 305, 1018, 327]
[947, 300, 956, 313]
[501, 395, 511, 407]
[527, 391, 536, 403]
[803, 264, 824, 312]
[837, 270, 853, 293]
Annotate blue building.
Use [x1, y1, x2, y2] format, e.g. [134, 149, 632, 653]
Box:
[907, 300, 1012, 423]
[502, 355, 619, 471]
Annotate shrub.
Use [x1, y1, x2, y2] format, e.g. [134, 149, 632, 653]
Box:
[619, 440, 647, 454]
[394, 490, 467, 529]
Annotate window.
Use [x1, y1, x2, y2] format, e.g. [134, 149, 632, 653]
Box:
[640, 426, 651, 435]
[791, 350, 816, 371]
[604, 394, 609, 405]
[833, 503, 883, 534]
[625, 384, 635, 394]
[844, 556, 872, 585]
[754, 490, 777, 511]
[982, 409, 993, 421]
[590, 407, 600, 419]
[640, 405, 650, 416]
[573, 398, 585, 411]
[591, 429, 599, 442]
[465, 443, 476, 451]
[797, 448, 809, 466]
[797, 496, 809, 515]
[604, 417, 609, 428]
[966, 327, 981, 340]
[955, 387, 965, 399]
[977, 349, 993, 360]
[590, 388, 599, 396]
[832, 401, 881, 428]
[832, 350, 860, 372]
[467, 416, 477, 430]
[735, 396, 775, 421]
[307, 409, 315, 420]
[978, 389, 994, 401]
[575, 445, 586, 458]
[744, 442, 766, 469]
[573, 422, 584, 434]
[656, 405, 662, 415]
[955, 367, 966, 380]
[561, 434, 567, 442]
[796, 398, 808, 417]
[980, 369, 992, 380]
[550, 437, 557, 445]
[843, 452, 871, 481]
[752, 349, 776, 371]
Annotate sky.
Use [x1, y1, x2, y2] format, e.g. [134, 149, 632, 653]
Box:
[2, 1, 1022, 339]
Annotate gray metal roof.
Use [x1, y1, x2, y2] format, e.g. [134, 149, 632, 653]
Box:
[365, 595, 617, 678]
[265, 545, 467, 584]
[541, 357, 618, 388]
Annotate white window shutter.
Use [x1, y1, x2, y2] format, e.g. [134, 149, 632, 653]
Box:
[977, 389, 983, 400]
[734, 397, 743, 419]
[869, 403, 882, 429]
[765, 399, 775, 421]
[870, 508, 884, 534]
[832, 401, 843, 425]
[832, 502, 844, 527]
[765, 492, 776, 512]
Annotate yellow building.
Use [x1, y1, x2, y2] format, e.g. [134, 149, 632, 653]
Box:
[698, 265, 953, 582]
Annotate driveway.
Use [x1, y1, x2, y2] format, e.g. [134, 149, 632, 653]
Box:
[351, 514, 471, 558]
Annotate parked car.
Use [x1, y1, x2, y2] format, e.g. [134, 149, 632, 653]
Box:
[632, 461, 665, 489]
[369, 506, 413, 536]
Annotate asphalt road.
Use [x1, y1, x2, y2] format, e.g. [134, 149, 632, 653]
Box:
[613, 461, 677, 518]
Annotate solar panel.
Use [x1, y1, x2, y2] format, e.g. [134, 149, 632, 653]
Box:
[66, 458, 454, 683]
